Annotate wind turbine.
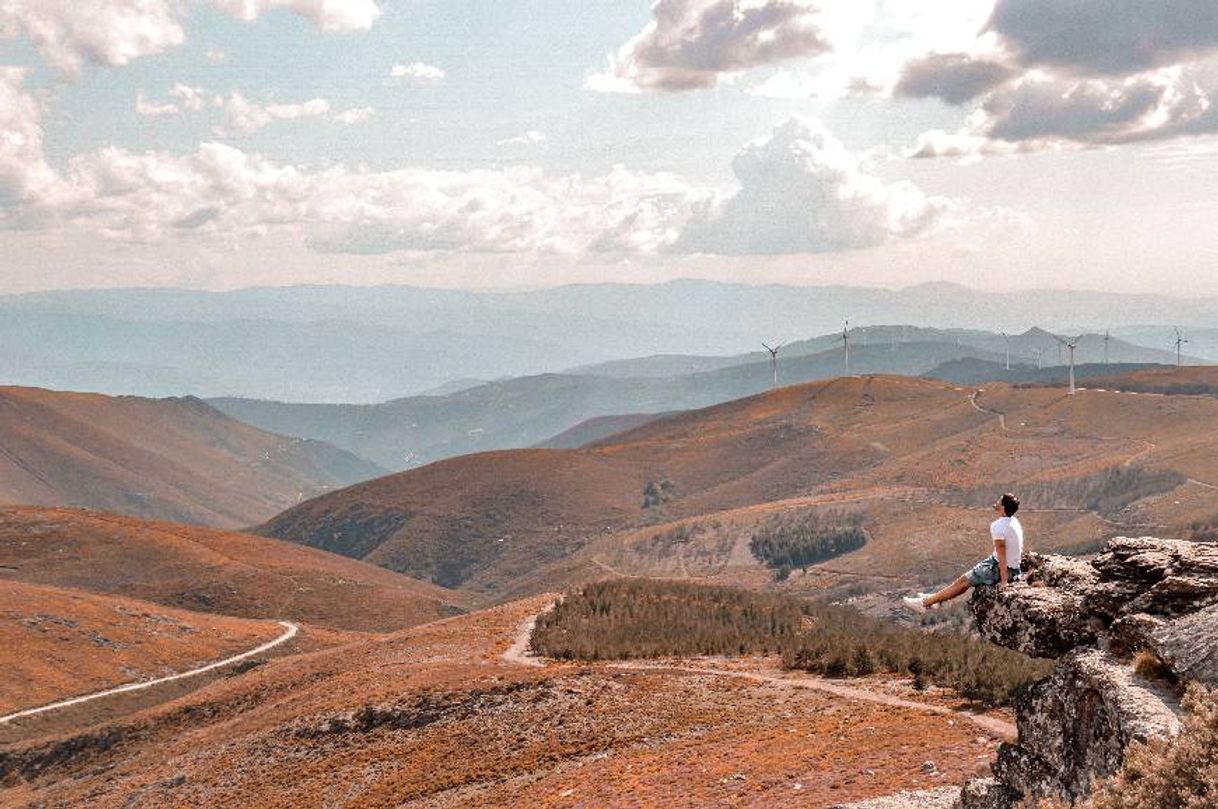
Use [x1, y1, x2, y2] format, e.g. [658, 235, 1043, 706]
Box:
[1053, 333, 1079, 395]
[841, 319, 851, 373]
[1103, 330, 1111, 366]
[1001, 330, 1011, 371]
[762, 342, 782, 389]
[1033, 347, 1045, 370]
[1175, 328, 1189, 367]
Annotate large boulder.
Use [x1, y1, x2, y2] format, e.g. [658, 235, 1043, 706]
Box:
[971, 583, 1098, 659]
[992, 649, 1181, 801]
[959, 536, 1215, 807]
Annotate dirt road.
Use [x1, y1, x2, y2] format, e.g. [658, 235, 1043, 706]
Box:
[0, 620, 299, 725]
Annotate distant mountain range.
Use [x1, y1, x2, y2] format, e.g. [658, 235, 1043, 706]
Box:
[3, 280, 1216, 402]
[210, 326, 1192, 470]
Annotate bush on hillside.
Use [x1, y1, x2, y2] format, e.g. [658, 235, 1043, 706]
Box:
[530, 579, 1049, 706]
[748, 510, 867, 575]
[1189, 514, 1218, 542]
[642, 476, 676, 509]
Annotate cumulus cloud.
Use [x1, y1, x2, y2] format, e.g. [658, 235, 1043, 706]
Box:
[0, 0, 185, 78]
[334, 106, 376, 125]
[0, 0, 380, 78]
[135, 92, 179, 118]
[675, 117, 952, 254]
[169, 83, 208, 112]
[986, 0, 1218, 78]
[221, 92, 331, 135]
[210, 0, 381, 32]
[0, 67, 57, 210]
[390, 62, 445, 85]
[587, 0, 830, 93]
[903, 0, 1218, 154]
[894, 53, 1014, 105]
[1, 71, 954, 257]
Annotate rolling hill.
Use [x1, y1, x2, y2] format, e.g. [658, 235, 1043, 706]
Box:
[0, 595, 1002, 808]
[257, 373, 1218, 602]
[211, 337, 1017, 470]
[0, 580, 286, 715]
[0, 506, 465, 632]
[0, 386, 383, 528]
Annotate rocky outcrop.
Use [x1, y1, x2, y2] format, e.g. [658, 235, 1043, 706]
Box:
[957, 537, 1218, 809]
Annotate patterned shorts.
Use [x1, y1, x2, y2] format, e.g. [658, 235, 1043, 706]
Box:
[965, 556, 1022, 587]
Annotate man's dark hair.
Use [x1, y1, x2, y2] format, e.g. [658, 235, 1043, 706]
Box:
[1000, 493, 1020, 517]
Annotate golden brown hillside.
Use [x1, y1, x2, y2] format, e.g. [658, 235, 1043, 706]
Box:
[0, 386, 382, 528]
[0, 506, 465, 632]
[258, 375, 1218, 601]
[0, 596, 1005, 808]
[0, 580, 286, 715]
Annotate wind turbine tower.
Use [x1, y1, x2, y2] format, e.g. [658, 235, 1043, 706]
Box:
[842, 319, 851, 374]
[1175, 328, 1189, 367]
[1053, 334, 1079, 395]
[1104, 330, 1111, 365]
[762, 342, 782, 389]
[1034, 347, 1045, 370]
[1001, 330, 1010, 371]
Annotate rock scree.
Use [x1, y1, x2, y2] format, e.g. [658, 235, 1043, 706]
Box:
[956, 536, 1218, 808]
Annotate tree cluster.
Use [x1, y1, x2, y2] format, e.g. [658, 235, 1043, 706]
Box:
[748, 510, 867, 578]
[530, 579, 1049, 706]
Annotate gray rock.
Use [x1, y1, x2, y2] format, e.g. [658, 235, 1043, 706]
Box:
[994, 649, 1181, 801]
[1147, 603, 1218, 686]
[971, 582, 1098, 659]
[954, 778, 1018, 809]
[957, 536, 1214, 809]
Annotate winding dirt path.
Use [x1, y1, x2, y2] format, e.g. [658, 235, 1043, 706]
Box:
[608, 663, 1015, 740]
[502, 610, 1015, 740]
[0, 620, 299, 725]
[969, 390, 1007, 430]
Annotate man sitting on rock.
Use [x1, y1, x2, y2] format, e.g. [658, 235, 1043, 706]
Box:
[903, 493, 1023, 613]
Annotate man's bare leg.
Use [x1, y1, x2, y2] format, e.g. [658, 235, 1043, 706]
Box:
[923, 576, 970, 607]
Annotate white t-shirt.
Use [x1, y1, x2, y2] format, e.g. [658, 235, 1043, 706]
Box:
[991, 516, 1024, 569]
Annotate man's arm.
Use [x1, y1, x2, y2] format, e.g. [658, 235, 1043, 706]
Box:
[994, 538, 1008, 585]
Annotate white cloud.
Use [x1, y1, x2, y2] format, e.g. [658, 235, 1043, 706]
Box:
[334, 106, 376, 125]
[587, 0, 831, 93]
[0, 0, 185, 78]
[390, 62, 445, 85]
[0, 0, 380, 78]
[135, 92, 179, 118]
[0, 67, 56, 210]
[170, 83, 208, 112]
[675, 117, 952, 254]
[208, 0, 381, 33]
[496, 130, 547, 147]
[221, 92, 332, 135]
[1, 72, 957, 258]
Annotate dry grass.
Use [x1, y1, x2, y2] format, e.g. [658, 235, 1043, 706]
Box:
[0, 506, 465, 632]
[530, 579, 1049, 706]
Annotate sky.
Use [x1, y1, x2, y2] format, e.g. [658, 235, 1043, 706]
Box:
[2, 0, 1218, 295]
